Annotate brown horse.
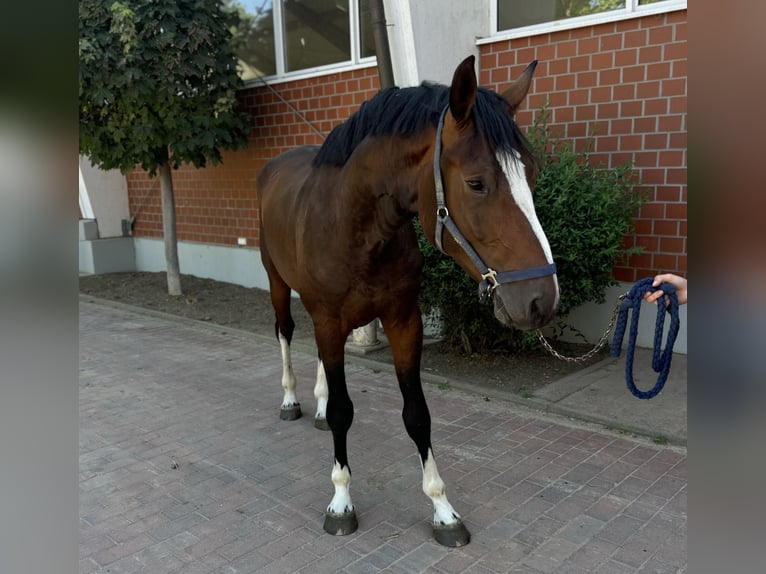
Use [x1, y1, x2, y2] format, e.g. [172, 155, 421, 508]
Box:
[256, 55, 559, 547]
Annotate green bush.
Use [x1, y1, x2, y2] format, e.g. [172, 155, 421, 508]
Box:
[417, 106, 646, 354]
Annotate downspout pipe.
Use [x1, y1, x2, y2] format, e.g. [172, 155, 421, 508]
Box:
[369, 0, 395, 89]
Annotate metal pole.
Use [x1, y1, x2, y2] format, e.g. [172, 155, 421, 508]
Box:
[369, 0, 395, 89]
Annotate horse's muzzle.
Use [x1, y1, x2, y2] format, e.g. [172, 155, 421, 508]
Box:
[492, 278, 559, 331]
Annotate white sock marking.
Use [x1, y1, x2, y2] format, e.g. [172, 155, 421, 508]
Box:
[314, 359, 328, 420]
[422, 448, 461, 526]
[327, 461, 354, 515]
[279, 334, 298, 408]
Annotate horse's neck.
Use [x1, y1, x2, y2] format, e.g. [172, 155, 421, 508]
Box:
[339, 133, 434, 251]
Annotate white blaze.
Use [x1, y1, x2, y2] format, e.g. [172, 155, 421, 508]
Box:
[497, 151, 554, 264]
[497, 151, 560, 305]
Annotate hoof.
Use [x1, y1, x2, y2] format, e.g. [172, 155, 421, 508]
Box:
[323, 511, 358, 536]
[279, 405, 302, 421]
[433, 520, 471, 547]
[314, 416, 331, 431]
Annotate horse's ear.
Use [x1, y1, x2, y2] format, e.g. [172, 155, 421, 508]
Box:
[449, 55, 477, 124]
[501, 60, 537, 113]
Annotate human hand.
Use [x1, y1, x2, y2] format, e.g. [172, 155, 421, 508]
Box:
[643, 273, 687, 306]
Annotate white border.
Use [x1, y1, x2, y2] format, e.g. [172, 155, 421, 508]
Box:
[481, 0, 687, 44]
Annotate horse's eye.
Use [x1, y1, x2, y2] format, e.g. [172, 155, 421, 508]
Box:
[466, 180, 486, 194]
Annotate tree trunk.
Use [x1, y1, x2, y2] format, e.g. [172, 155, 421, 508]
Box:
[158, 162, 182, 296]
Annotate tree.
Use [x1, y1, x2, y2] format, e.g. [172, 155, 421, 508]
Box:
[79, 0, 251, 295]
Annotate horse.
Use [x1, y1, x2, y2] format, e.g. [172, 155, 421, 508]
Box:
[256, 55, 559, 547]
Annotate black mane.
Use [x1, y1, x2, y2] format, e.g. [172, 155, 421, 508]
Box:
[312, 82, 536, 168]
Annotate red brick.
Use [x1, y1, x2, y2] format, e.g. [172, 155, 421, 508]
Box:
[600, 33, 622, 51]
[636, 236, 659, 251]
[536, 44, 556, 61]
[660, 237, 685, 253]
[644, 98, 668, 115]
[556, 40, 578, 58]
[623, 65, 646, 83]
[654, 254, 678, 270]
[590, 87, 612, 103]
[597, 103, 619, 119]
[618, 133, 642, 151]
[620, 100, 643, 117]
[661, 78, 686, 97]
[653, 220, 679, 236]
[599, 68, 621, 85]
[655, 186, 681, 202]
[578, 37, 599, 54]
[491, 67, 509, 84]
[615, 49, 637, 67]
[649, 25, 673, 44]
[664, 41, 687, 61]
[645, 133, 669, 149]
[666, 202, 687, 219]
[636, 81, 660, 100]
[569, 89, 589, 106]
[613, 84, 635, 101]
[554, 107, 574, 124]
[639, 46, 663, 64]
[576, 71, 598, 88]
[571, 56, 592, 75]
[659, 150, 685, 167]
[576, 105, 596, 121]
[624, 29, 648, 48]
[633, 117, 657, 134]
[498, 50, 515, 67]
[555, 74, 576, 91]
[647, 62, 672, 81]
[548, 58, 569, 75]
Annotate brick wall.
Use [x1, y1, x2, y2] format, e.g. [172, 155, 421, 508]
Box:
[127, 10, 686, 283]
[480, 10, 687, 282]
[126, 65, 380, 248]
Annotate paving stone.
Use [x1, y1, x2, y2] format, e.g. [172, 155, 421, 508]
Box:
[79, 301, 686, 573]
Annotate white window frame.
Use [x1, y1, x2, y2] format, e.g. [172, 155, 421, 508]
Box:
[242, 0, 377, 87]
[481, 0, 687, 44]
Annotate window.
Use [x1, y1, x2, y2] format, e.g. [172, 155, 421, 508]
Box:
[493, 0, 686, 37]
[234, 0, 375, 82]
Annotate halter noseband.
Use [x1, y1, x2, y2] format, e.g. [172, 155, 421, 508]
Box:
[433, 106, 557, 300]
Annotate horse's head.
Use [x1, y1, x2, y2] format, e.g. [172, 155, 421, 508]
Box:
[421, 55, 559, 331]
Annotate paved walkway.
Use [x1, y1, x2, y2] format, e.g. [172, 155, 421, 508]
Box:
[80, 300, 686, 573]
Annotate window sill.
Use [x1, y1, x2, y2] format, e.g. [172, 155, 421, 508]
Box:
[240, 59, 378, 90]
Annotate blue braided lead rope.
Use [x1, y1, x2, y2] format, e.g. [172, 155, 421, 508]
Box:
[609, 277, 681, 399]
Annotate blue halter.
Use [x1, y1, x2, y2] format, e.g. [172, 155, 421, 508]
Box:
[432, 106, 556, 300]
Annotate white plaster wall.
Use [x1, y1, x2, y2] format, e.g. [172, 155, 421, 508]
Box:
[134, 238, 271, 291]
[407, 0, 489, 84]
[79, 156, 131, 238]
[384, 0, 490, 86]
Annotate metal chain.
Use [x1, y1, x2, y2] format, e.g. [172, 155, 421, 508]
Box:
[535, 293, 627, 363]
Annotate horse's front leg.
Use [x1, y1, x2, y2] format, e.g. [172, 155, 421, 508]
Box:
[314, 326, 358, 535]
[381, 306, 471, 547]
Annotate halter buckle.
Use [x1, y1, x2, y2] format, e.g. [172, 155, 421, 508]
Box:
[481, 268, 499, 292]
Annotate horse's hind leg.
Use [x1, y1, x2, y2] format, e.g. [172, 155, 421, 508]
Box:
[381, 306, 471, 547]
[266, 271, 301, 421]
